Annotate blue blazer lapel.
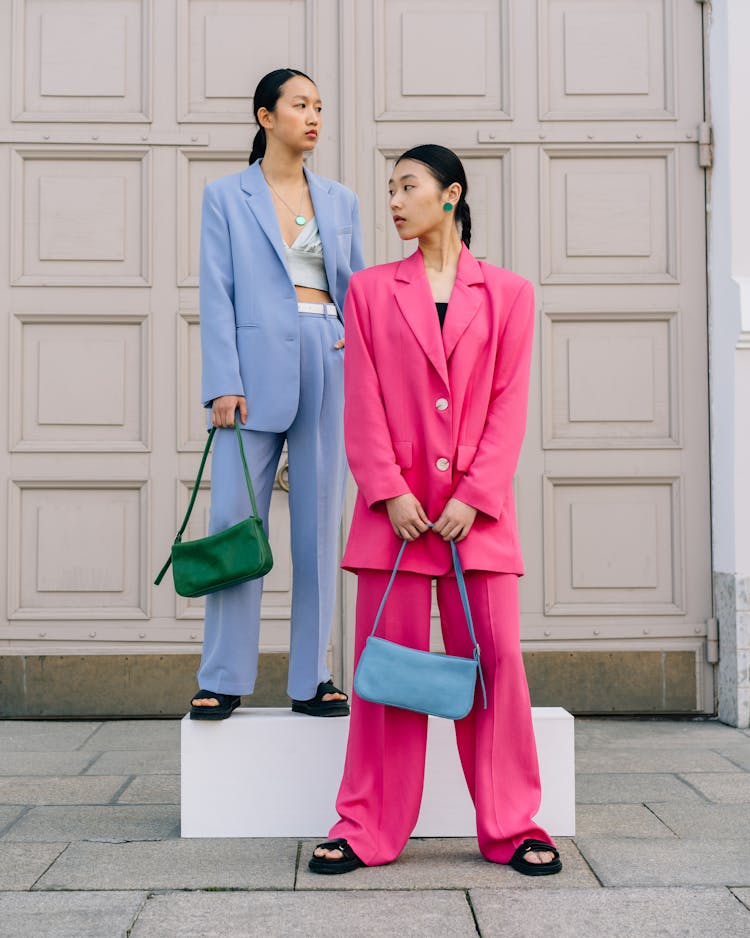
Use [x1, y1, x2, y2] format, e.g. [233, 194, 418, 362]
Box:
[394, 251, 449, 386]
[240, 163, 288, 272]
[306, 167, 338, 299]
[442, 246, 485, 360]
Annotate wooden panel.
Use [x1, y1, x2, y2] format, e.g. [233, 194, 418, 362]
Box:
[539, 0, 674, 120]
[374, 0, 509, 120]
[11, 149, 150, 285]
[543, 311, 679, 448]
[8, 481, 148, 620]
[178, 0, 307, 122]
[12, 0, 150, 121]
[177, 312, 206, 452]
[11, 314, 148, 452]
[541, 147, 677, 283]
[544, 477, 684, 616]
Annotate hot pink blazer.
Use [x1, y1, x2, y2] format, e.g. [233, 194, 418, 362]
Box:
[341, 245, 534, 576]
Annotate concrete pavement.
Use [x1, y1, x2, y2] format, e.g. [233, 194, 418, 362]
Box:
[0, 716, 749, 936]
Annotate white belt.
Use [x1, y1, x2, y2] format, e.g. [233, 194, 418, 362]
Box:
[297, 302, 338, 316]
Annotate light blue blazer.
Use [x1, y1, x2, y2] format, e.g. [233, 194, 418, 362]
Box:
[199, 161, 365, 432]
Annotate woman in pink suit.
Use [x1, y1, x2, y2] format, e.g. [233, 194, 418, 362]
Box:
[308, 145, 561, 876]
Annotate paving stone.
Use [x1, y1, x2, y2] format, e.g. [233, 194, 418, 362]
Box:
[648, 803, 750, 838]
[296, 838, 597, 890]
[0, 806, 26, 835]
[678, 772, 750, 803]
[0, 722, 101, 752]
[732, 888, 750, 911]
[574, 838, 750, 887]
[576, 747, 740, 774]
[0, 844, 67, 890]
[0, 891, 145, 938]
[574, 719, 746, 750]
[35, 838, 297, 890]
[715, 746, 750, 771]
[117, 775, 180, 804]
[0, 752, 95, 776]
[470, 887, 750, 938]
[85, 749, 179, 775]
[575, 804, 676, 838]
[82, 721, 180, 751]
[2, 805, 179, 842]
[129, 890, 477, 938]
[0, 775, 126, 806]
[575, 773, 703, 804]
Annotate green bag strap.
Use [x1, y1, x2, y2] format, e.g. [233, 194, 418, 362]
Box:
[154, 421, 260, 585]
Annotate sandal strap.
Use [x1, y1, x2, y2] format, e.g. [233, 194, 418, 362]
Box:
[519, 839, 559, 860]
[317, 681, 349, 703]
[313, 839, 353, 857]
[192, 690, 238, 705]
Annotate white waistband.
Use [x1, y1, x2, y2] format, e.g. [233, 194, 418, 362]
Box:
[297, 302, 338, 316]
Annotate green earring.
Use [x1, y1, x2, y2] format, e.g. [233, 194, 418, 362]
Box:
[442, 202, 453, 212]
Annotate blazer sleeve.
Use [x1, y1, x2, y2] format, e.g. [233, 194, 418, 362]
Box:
[344, 276, 412, 508]
[199, 184, 245, 407]
[452, 280, 535, 520]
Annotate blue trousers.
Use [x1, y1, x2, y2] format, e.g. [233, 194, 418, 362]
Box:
[198, 312, 346, 700]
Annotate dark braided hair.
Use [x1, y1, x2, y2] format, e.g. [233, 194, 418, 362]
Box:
[395, 144, 471, 248]
[249, 68, 314, 165]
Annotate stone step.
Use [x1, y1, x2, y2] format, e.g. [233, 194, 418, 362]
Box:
[181, 706, 575, 838]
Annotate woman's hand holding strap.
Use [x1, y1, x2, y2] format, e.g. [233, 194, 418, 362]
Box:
[212, 395, 247, 427]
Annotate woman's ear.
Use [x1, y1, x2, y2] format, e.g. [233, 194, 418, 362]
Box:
[257, 106, 274, 131]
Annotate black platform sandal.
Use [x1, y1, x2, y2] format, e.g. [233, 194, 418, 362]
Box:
[189, 690, 241, 721]
[509, 839, 562, 876]
[291, 680, 350, 717]
[308, 839, 364, 875]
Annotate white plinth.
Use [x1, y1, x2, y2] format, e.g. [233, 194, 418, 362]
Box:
[181, 707, 575, 838]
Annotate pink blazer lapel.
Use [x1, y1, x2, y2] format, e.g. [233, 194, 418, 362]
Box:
[394, 251, 449, 386]
[441, 246, 485, 360]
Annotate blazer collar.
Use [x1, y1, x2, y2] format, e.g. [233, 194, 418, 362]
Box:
[394, 245, 485, 379]
[240, 162, 339, 297]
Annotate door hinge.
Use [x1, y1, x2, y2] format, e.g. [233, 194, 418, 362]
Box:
[706, 617, 719, 664]
[698, 122, 713, 168]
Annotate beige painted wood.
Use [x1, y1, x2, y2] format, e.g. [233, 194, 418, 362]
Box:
[0, 1, 712, 710]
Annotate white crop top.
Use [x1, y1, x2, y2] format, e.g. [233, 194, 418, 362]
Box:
[284, 217, 329, 292]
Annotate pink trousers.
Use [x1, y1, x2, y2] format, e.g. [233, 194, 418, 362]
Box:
[329, 568, 554, 866]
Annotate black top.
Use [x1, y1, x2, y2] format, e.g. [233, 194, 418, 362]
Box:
[435, 302, 448, 330]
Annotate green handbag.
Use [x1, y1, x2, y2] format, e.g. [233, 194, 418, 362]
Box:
[154, 422, 273, 598]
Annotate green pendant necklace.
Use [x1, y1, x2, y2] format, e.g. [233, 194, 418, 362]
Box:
[263, 173, 307, 226]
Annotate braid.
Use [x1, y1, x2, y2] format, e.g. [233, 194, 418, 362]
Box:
[459, 201, 472, 248]
[248, 127, 266, 165]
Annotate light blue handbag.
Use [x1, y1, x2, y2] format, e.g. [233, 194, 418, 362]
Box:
[354, 538, 487, 720]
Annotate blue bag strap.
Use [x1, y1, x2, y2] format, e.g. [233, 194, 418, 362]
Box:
[368, 535, 487, 709]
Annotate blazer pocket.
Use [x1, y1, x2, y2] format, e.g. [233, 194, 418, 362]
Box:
[456, 444, 478, 472]
[393, 441, 412, 469]
[236, 323, 260, 329]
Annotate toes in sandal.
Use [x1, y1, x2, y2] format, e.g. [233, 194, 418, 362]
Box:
[292, 680, 350, 717]
[509, 839, 562, 876]
[308, 839, 364, 875]
[189, 689, 241, 721]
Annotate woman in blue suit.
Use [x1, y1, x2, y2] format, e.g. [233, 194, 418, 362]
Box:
[191, 68, 365, 720]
